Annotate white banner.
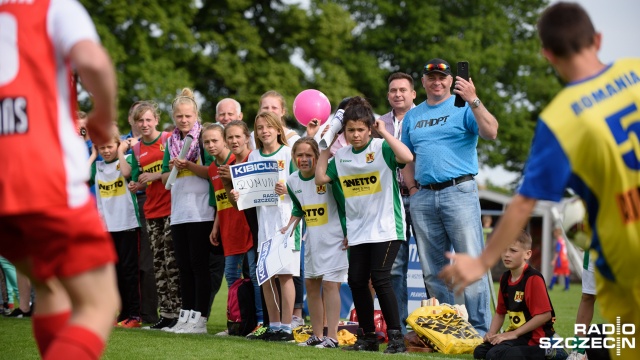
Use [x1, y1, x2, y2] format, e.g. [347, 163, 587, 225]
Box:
[256, 227, 295, 286]
[230, 160, 279, 210]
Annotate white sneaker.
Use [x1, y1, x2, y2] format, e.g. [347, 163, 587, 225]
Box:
[176, 310, 207, 334]
[291, 315, 305, 329]
[163, 309, 189, 333]
[215, 329, 229, 336]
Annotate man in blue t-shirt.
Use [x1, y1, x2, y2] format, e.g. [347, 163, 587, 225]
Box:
[401, 58, 498, 335]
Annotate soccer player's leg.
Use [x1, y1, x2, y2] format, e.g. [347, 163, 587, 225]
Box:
[595, 272, 639, 360]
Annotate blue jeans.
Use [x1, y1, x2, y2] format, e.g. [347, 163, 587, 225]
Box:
[409, 180, 491, 335]
[390, 195, 414, 334]
[224, 248, 263, 323]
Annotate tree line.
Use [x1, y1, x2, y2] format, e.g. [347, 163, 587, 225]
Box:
[80, 0, 561, 173]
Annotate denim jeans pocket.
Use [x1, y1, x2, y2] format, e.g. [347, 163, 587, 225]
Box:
[455, 179, 476, 193]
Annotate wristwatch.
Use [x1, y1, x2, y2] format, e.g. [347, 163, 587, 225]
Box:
[471, 98, 481, 108]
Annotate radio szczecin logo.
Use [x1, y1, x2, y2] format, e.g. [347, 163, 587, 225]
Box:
[540, 317, 635, 356]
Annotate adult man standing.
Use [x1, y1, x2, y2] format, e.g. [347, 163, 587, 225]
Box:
[441, 3, 639, 358]
[401, 58, 498, 334]
[379, 72, 416, 334]
[0, 0, 119, 358]
[215, 98, 243, 126]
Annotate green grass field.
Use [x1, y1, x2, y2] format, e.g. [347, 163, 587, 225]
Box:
[0, 282, 604, 359]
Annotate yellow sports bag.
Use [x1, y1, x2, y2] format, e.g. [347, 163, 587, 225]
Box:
[406, 305, 483, 354]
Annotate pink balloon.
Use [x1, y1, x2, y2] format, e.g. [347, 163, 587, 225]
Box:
[293, 89, 331, 126]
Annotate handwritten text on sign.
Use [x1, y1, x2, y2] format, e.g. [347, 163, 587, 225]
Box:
[230, 160, 279, 210]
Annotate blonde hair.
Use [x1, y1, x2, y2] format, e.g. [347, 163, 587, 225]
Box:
[133, 101, 160, 123]
[171, 88, 200, 122]
[259, 90, 287, 125]
[254, 111, 287, 150]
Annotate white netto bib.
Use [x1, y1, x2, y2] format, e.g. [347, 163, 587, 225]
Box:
[95, 155, 140, 232]
[333, 138, 405, 246]
[288, 171, 347, 277]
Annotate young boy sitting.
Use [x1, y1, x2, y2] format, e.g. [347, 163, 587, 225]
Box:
[474, 231, 567, 359]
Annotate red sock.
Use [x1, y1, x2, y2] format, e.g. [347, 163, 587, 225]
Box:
[32, 311, 71, 356]
[44, 325, 105, 360]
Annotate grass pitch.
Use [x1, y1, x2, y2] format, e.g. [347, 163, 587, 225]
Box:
[0, 282, 604, 359]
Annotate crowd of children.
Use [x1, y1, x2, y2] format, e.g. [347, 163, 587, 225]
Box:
[0, 85, 580, 358]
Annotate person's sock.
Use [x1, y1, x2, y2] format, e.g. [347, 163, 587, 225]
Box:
[44, 325, 104, 360]
[281, 323, 292, 334]
[270, 322, 281, 331]
[32, 311, 71, 356]
[549, 276, 558, 289]
[564, 277, 570, 290]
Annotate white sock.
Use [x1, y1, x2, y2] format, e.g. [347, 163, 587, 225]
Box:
[270, 322, 281, 330]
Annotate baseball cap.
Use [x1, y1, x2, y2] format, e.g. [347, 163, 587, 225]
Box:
[422, 58, 452, 76]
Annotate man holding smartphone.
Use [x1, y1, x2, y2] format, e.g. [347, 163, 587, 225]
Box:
[401, 58, 498, 335]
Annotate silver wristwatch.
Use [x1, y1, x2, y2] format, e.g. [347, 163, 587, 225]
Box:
[471, 98, 481, 108]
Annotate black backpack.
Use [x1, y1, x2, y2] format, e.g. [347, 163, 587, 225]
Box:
[227, 278, 256, 336]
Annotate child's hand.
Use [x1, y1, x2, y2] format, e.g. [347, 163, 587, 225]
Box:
[342, 236, 349, 250]
[306, 119, 321, 138]
[138, 172, 159, 184]
[373, 119, 388, 136]
[128, 137, 139, 148]
[209, 228, 219, 246]
[320, 124, 331, 138]
[119, 138, 131, 153]
[230, 189, 240, 202]
[127, 181, 139, 193]
[279, 226, 288, 234]
[483, 332, 494, 343]
[174, 158, 189, 170]
[218, 165, 231, 180]
[275, 181, 286, 195]
[490, 332, 517, 345]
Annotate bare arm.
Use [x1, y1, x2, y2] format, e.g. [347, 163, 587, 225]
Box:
[186, 162, 210, 179]
[453, 76, 498, 140]
[69, 40, 117, 146]
[118, 142, 132, 178]
[439, 194, 538, 293]
[471, 101, 499, 140]
[280, 216, 302, 234]
[373, 120, 413, 164]
[315, 149, 332, 185]
[401, 161, 419, 196]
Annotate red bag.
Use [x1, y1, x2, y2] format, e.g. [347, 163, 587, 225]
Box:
[349, 308, 388, 342]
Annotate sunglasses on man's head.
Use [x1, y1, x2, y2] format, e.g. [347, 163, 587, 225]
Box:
[424, 63, 449, 72]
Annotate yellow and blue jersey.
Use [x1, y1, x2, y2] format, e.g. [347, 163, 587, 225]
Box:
[519, 58, 640, 284]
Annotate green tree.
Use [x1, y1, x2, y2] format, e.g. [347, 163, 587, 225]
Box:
[329, 0, 563, 172]
[79, 0, 199, 129]
[191, 0, 363, 130]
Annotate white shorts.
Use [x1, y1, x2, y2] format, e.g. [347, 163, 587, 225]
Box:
[274, 250, 301, 277]
[305, 268, 348, 283]
[582, 260, 596, 295]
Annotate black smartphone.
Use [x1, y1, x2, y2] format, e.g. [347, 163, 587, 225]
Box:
[454, 61, 469, 107]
